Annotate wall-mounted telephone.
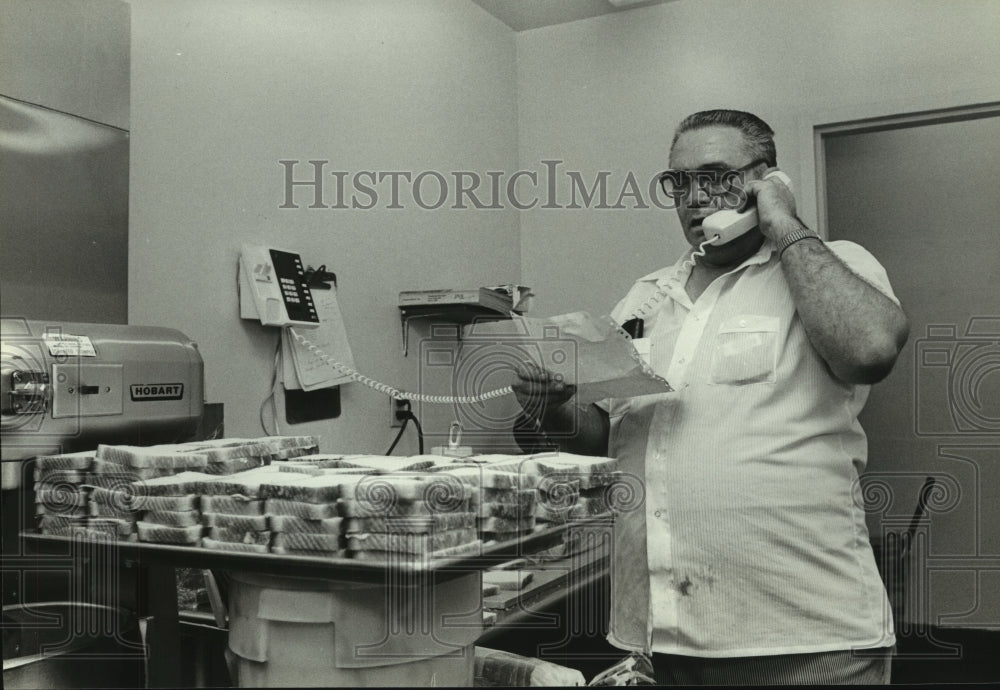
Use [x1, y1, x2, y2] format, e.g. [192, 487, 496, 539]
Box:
[236, 243, 513, 409]
[239, 244, 320, 328]
[703, 170, 793, 245]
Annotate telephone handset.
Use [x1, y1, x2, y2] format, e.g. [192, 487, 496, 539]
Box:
[703, 170, 793, 245]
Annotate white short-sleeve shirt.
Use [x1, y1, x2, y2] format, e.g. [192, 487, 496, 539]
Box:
[604, 238, 898, 657]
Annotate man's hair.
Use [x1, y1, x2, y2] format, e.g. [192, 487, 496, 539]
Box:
[671, 109, 777, 166]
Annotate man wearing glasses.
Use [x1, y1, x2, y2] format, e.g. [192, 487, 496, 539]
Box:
[513, 110, 908, 684]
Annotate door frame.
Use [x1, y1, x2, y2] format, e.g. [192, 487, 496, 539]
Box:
[793, 94, 1000, 238]
[799, 98, 1000, 631]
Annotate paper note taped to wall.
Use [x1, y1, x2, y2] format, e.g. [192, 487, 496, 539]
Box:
[465, 311, 672, 404]
[282, 285, 355, 391]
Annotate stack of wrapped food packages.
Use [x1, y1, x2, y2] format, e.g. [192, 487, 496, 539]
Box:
[265, 454, 478, 562]
[32, 440, 623, 563]
[263, 468, 362, 558]
[33, 451, 96, 537]
[531, 453, 619, 522]
[339, 471, 479, 562]
[33, 437, 314, 541]
[92, 446, 210, 543]
[133, 471, 210, 546]
[434, 458, 539, 546]
[103, 437, 316, 544]
[199, 456, 351, 554]
[530, 453, 624, 559]
[177, 438, 269, 475]
[199, 467, 274, 554]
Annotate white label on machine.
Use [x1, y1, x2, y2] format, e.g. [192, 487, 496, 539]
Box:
[43, 333, 97, 357]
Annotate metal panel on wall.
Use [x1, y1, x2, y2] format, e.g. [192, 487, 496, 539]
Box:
[0, 95, 129, 323]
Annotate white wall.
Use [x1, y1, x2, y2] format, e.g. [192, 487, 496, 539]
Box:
[128, 0, 520, 453]
[515, 0, 1000, 318]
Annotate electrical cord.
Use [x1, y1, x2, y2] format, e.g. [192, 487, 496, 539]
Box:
[385, 413, 409, 455]
[288, 326, 514, 404]
[384, 400, 425, 455]
[258, 333, 282, 435]
[404, 410, 424, 454]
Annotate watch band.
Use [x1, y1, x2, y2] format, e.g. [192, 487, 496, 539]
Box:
[777, 228, 821, 256]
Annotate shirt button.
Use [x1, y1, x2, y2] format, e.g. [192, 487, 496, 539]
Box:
[739, 319, 747, 327]
[654, 511, 662, 518]
[678, 358, 685, 364]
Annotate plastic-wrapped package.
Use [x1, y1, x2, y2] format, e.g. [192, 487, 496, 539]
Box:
[587, 653, 655, 686]
[474, 647, 585, 686]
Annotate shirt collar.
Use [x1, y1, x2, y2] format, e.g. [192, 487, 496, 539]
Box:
[639, 238, 777, 286]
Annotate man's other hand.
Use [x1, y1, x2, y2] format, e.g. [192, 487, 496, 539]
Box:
[512, 361, 576, 420]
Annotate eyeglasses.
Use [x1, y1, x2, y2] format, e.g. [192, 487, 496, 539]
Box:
[657, 157, 769, 199]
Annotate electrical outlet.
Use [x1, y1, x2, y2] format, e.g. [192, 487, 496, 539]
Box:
[389, 398, 408, 428]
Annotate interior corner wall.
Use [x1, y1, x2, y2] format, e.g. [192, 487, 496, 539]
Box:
[128, 0, 519, 453]
[0, 0, 130, 130]
[514, 0, 1000, 319]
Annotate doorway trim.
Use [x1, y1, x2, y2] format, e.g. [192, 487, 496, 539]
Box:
[794, 95, 1000, 239]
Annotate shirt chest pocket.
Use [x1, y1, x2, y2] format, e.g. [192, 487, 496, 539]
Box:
[709, 315, 781, 385]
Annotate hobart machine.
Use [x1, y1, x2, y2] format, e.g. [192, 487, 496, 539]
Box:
[1, 317, 204, 607]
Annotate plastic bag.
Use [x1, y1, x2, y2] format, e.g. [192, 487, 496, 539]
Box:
[474, 647, 586, 686]
[588, 652, 656, 686]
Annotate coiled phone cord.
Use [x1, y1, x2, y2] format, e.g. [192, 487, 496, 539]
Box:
[624, 236, 716, 323]
[289, 237, 720, 401]
[288, 327, 514, 404]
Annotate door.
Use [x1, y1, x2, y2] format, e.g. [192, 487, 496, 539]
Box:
[823, 108, 1000, 633]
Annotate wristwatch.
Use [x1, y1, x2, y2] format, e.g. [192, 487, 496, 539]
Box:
[777, 228, 820, 256]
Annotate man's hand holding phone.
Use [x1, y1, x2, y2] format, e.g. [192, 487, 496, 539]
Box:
[740, 168, 799, 241]
[703, 169, 795, 245]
